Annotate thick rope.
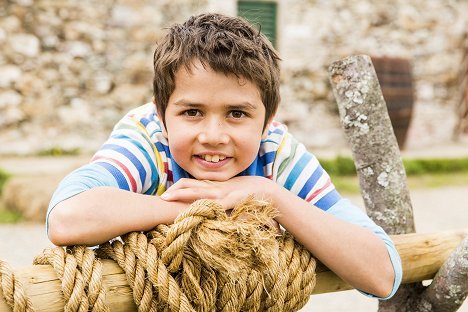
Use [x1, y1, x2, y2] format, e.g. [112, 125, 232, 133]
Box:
[0, 197, 317, 312]
[0, 259, 34, 312]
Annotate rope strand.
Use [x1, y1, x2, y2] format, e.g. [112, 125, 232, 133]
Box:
[0, 197, 316, 312]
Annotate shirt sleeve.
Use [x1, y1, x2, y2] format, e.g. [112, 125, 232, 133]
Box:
[46, 107, 162, 232]
[46, 163, 119, 232]
[272, 132, 341, 210]
[327, 198, 403, 300]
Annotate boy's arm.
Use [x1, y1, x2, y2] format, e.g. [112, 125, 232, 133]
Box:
[266, 181, 397, 298]
[161, 176, 399, 299]
[48, 186, 186, 246]
[47, 162, 187, 246]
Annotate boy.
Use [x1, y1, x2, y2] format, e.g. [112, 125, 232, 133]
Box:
[47, 13, 402, 299]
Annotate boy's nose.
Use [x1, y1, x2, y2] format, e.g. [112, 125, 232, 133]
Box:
[198, 119, 229, 145]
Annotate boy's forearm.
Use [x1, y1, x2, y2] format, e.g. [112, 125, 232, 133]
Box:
[47, 187, 185, 246]
[266, 183, 395, 298]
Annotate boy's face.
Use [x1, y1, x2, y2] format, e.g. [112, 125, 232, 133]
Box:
[160, 60, 270, 181]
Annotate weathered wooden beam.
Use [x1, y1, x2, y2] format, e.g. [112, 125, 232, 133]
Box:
[1, 230, 466, 311]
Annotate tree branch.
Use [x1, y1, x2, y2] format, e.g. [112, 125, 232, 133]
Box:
[328, 54, 415, 235]
[410, 237, 468, 311]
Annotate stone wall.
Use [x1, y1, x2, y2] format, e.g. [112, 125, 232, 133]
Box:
[0, 0, 466, 155]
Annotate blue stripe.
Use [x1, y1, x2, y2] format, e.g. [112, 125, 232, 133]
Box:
[171, 158, 190, 182]
[259, 151, 276, 166]
[155, 141, 168, 151]
[297, 166, 324, 199]
[108, 135, 159, 195]
[237, 156, 264, 177]
[255, 158, 264, 176]
[96, 162, 130, 190]
[284, 153, 313, 190]
[139, 117, 151, 127]
[269, 128, 284, 135]
[315, 190, 341, 211]
[102, 143, 146, 186]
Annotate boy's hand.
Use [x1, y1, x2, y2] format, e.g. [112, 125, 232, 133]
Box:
[160, 176, 281, 232]
[160, 176, 275, 210]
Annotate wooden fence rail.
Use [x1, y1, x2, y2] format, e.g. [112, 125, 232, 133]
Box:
[0, 229, 466, 312]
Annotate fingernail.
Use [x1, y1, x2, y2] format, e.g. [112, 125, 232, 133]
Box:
[160, 193, 170, 200]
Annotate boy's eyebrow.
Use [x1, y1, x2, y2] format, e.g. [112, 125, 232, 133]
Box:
[173, 100, 204, 108]
[226, 102, 258, 111]
[173, 100, 258, 111]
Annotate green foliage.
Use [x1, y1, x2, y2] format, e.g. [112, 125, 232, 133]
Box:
[0, 168, 10, 194]
[331, 172, 468, 195]
[403, 158, 468, 175]
[319, 156, 468, 176]
[0, 207, 22, 223]
[329, 176, 360, 194]
[319, 156, 357, 176]
[37, 147, 81, 156]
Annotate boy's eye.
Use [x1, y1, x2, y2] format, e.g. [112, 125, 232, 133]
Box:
[183, 109, 201, 117]
[229, 110, 246, 119]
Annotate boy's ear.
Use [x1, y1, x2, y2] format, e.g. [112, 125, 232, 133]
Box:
[153, 97, 168, 139]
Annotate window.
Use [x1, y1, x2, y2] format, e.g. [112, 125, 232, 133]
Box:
[237, 1, 277, 48]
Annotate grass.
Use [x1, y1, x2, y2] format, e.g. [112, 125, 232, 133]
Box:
[0, 205, 22, 223]
[0, 169, 20, 223]
[332, 171, 468, 195]
[36, 147, 81, 156]
[0, 168, 10, 195]
[322, 156, 468, 195]
[320, 156, 468, 176]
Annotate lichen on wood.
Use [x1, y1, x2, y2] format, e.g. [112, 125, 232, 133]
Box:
[328, 54, 415, 235]
[410, 237, 468, 311]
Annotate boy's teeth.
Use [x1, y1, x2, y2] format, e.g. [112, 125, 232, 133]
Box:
[202, 155, 225, 162]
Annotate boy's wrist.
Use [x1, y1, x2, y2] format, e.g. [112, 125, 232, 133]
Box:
[258, 177, 281, 205]
[154, 196, 186, 225]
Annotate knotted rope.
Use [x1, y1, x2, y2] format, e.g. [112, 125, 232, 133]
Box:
[0, 197, 317, 311]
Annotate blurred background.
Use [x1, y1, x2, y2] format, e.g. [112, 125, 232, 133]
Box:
[0, 0, 467, 311]
[0, 0, 467, 154]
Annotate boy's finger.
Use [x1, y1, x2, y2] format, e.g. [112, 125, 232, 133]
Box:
[167, 178, 215, 192]
[160, 187, 216, 202]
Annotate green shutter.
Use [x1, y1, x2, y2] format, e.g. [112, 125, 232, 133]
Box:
[237, 1, 277, 48]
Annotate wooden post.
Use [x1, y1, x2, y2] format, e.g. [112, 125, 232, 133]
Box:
[1, 230, 466, 312]
[328, 55, 466, 311]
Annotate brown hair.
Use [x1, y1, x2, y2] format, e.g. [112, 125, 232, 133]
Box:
[152, 13, 281, 129]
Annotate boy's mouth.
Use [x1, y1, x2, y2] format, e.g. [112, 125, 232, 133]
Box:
[196, 154, 227, 163]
